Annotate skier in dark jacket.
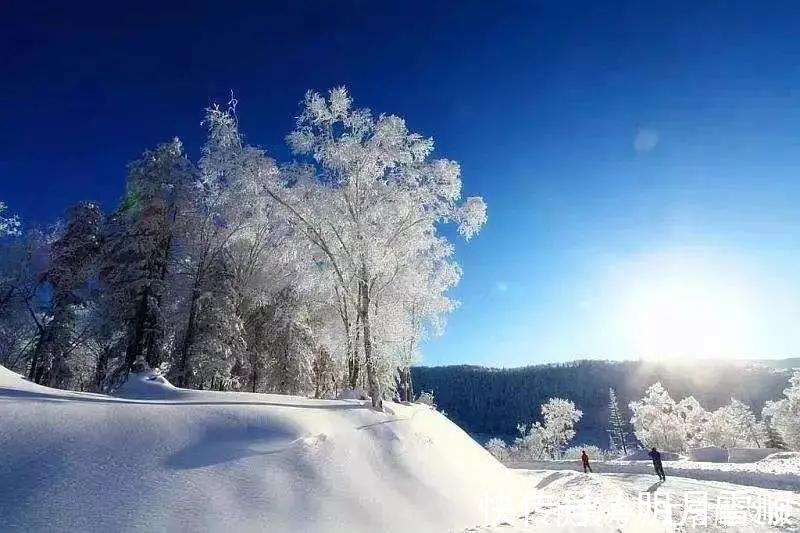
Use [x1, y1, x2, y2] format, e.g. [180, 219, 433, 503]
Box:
[581, 450, 593, 473]
[648, 447, 665, 481]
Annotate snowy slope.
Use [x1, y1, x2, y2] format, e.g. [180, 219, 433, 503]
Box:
[0, 366, 527, 532]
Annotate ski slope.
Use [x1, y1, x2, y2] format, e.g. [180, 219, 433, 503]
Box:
[509, 457, 800, 491]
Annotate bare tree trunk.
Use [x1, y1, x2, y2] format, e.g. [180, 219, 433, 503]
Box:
[339, 288, 360, 390]
[359, 271, 382, 410]
[398, 366, 414, 402]
[175, 265, 205, 387]
[126, 286, 151, 373]
[175, 291, 198, 388]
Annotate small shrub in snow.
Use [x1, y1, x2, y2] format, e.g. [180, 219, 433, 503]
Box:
[562, 445, 605, 462]
[415, 391, 437, 409]
[484, 438, 509, 461]
[512, 423, 548, 461]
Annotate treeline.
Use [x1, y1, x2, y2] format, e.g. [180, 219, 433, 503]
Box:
[0, 88, 487, 406]
[412, 359, 791, 445]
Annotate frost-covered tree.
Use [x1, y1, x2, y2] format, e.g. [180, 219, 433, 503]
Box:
[676, 395, 710, 449]
[206, 87, 486, 409]
[701, 398, 766, 449]
[702, 404, 739, 449]
[415, 390, 437, 408]
[264, 296, 316, 396]
[0, 231, 47, 372]
[512, 422, 548, 461]
[540, 398, 583, 458]
[725, 398, 766, 448]
[0, 201, 21, 237]
[0, 90, 486, 403]
[485, 438, 509, 462]
[312, 347, 337, 399]
[170, 106, 274, 387]
[764, 416, 788, 450]
[762, 370, 800, 450]
[514, 397, 582, 460]
[180, 255, 245, 390]
[28, 203, 104, 388]
[562, 445, 605, 461]
[607, 387, 631, 455]
[98, 139, 192, 384]
[629, 382, 685, 452]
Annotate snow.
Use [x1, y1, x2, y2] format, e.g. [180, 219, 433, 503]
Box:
[113, 370, 181, 399]
[691, 446, 730, 462]
[0, 365, 527, 532]
[622, 449, 680, 461]
[729, 448, 782, 463]
[3, 365, 798, 532]
[335, 388, 370, 400]
[509, 455, 800, 491]
[466, 469, 800, 532]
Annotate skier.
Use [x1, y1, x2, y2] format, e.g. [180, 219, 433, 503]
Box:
[581, 449, 593, 473]
[648, 447, 666, 481]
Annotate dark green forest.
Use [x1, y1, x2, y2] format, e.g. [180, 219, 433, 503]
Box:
[411, 359, 796, 446]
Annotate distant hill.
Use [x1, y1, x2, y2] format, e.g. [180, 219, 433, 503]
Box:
[411, 359, 796, 447]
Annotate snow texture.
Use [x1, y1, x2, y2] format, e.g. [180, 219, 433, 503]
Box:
[509, 454, 800, 491]
[0, 365, 526, 532]
[729, 448, 782, 463]
[467, 468, 800, 532]
[690, 446, 729, 462]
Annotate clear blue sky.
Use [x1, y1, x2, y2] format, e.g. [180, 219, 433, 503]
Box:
[3, 1, 800, 366]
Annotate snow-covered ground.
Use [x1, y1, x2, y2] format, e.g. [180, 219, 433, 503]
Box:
[0, 366, 528, 532]
[2, 365, 797, 532]
[508, 455, 800, 491]
[469, 469, 800, 532]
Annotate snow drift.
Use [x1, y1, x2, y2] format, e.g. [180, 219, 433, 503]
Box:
[0, 366, 524, 532]
[729, 447, 782, 463]
[689, 446, 728, 462]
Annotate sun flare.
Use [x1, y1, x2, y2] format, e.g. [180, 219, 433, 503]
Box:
[612, 252, 760, 360]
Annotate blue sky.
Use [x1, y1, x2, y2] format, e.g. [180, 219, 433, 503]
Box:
[3, 1, 800, 366]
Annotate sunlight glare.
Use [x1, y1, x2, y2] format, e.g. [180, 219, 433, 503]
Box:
[612, 252, 760, 360]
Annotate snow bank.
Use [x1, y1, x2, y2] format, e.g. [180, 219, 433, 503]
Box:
[729, 447, 781, 463]
[689, 446, 728, 462]
[335, 387, 369, 400]
[113, 370, 181, 399]
[0, 364, 527, 532]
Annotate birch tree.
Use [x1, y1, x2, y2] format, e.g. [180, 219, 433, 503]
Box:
[278, 87, 487, 408]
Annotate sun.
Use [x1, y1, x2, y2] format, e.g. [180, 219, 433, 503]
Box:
[611, 252, 760, 360]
